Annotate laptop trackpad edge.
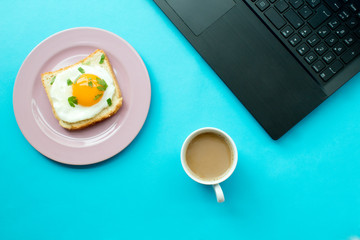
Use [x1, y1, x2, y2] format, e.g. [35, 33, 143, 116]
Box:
[166, 0, 236, 36]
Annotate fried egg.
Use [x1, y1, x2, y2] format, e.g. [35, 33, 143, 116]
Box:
[49, 65, 115, 123]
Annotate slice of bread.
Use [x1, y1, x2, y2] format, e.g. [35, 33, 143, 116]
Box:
[41, 49, 123, 130]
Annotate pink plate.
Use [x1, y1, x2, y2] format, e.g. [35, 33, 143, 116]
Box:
[13, 27, 151, 165]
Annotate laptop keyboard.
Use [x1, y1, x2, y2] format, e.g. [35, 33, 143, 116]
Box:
[246, 0, 360, 83]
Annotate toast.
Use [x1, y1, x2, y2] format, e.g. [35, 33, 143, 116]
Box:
[41, 49, 123, 130]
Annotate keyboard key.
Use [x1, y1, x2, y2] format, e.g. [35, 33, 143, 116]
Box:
[323, 51, 336, 63]
[281, 26, 294, 38]
[315, 42, 328, 55]
[341, 43, 360, 63]
[328, 18, 340, 29]
[307, 34, 320, 47]
[320, 60, 343, 81]
[346, 17, 358, 29]
[306, 0, 320, 8]
[325, 34, 339, 46]
[289, 34, 301, 46]
[320, 68, 335, 81]
[338, 9, 351, 20]
[265, 8, 286, 29]
[256, 0, 270, 11]
[305, 51, 318, 64]
[325, 0, 343, 11]
[289, 0, 303, 9]
[349, 3, 359, 12]
[318, 26, 331, 38]
[344, 34, 356, 46]
[329, 60, 344, 73]
[308, 5, 332, 29]
[335, 25, 348, 38]
[297, 43, 310, 55]
[275, 0, 289, 13]
[312, 60, 325, 72]
[333, 42, 346, 55]
[299, 5, 313, 19]
[299, 25, 312, 37]
[284, 9, 304, 29]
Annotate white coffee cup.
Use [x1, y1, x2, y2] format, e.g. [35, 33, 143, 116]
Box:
[181, 127, 238, 203]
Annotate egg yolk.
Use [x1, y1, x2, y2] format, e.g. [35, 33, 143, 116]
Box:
[72, 74, 104, 106]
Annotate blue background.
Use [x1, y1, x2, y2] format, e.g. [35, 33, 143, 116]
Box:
[1, 1, 360, 239]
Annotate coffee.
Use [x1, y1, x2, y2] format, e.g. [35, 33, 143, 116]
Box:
[185, 132, 232, 181]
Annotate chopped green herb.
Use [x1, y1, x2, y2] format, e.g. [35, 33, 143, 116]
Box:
[107, 98, 112, 106]
[68, 96, 78, 107]
[88, 81, 93, 87]
[50, 76, 56, 85]
[67, 79, 73, 86]
[99, 54, 105, 64]
[96, 78, 108, 91]
[74, 75, 81, 84]
[94, 93, 103, 100]
[78, 67, 85, 74]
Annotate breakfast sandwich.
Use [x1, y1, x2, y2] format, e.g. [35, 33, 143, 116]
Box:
[41, 49, 123, 130]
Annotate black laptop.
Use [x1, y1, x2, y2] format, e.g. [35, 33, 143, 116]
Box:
[154, 0, 360, 139]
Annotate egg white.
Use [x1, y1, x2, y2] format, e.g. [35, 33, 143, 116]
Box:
[49, 65, 115, 123]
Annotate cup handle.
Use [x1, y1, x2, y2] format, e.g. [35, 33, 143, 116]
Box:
[212, 184, 225, 203]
